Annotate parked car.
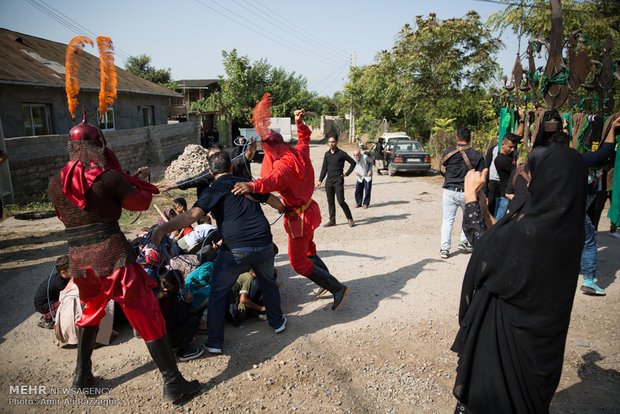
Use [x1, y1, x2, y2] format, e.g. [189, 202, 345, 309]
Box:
[381, 132, 412, 143]
[383, 139, 431, 176]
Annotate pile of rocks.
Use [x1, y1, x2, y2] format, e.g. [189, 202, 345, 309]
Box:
[164, 144, 209, 182]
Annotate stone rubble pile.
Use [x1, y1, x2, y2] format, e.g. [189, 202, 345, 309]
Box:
[164, 144, 209, 182]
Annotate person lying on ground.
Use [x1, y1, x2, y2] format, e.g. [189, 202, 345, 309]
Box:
[177, 215, 221, 254]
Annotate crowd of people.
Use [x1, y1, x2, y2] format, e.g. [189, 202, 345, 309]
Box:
[35, 99, 619, 412]
[445, 111, 619, 413]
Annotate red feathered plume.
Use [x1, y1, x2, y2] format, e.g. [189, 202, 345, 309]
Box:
[65, 36, 94, 119]
[252, 93, 272, 139]
[96, 36, 117, 119]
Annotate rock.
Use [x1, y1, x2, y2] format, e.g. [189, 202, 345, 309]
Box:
[164, 144, 210, 183]
[575, 339, 590, 347]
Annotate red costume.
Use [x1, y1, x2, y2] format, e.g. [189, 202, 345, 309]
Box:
[53, 35, 199, 401]
[48, 117, 165, 342]
[251, 121, 320, 276]
[247, 102, 348, 311]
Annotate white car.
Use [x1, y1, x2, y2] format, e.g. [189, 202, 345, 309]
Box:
[381, 132, 412, 143]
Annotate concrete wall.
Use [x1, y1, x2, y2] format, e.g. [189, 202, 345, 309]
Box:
[4, 121, 199, 198]
[0, 84, 172, 138]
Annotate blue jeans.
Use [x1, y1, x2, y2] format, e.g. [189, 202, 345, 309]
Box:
[354, 179, 372, 207]
[581, 194, 598, 281]
[494, 196, 510, 220]
[205, 244, 284, 349]
[440, 188, 468, 251]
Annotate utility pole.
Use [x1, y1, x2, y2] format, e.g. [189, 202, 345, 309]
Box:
[349, 51, 356, 143]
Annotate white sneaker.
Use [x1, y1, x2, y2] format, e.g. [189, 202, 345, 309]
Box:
[274, 316, 287, 334]
[203, 345, 222, 354]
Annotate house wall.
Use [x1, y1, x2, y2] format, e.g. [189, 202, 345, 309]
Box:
[4, 121, 199, 198]
[0, 84, 173, 138]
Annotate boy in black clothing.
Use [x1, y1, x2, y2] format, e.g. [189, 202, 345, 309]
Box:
[34, 255, 71, 328]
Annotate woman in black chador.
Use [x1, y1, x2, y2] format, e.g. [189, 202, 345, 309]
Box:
[452, 143, 586, 413]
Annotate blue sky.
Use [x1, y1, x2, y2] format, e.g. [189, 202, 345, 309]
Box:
[0, 0, 520, 97]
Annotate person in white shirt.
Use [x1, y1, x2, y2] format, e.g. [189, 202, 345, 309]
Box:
[352, 149, 374, 208]
[177, 215, 219, 254]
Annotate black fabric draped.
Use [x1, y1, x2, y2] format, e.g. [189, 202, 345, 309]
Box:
[452, 145, 587, 413]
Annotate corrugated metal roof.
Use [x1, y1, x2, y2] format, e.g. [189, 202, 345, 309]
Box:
[0, 28, 181, 97]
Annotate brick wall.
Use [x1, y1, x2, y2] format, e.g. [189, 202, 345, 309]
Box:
[4, 121, 199, 199]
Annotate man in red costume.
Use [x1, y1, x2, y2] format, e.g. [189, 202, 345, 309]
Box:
[232, 109, 349, 311]
[48, 113, 199, 402]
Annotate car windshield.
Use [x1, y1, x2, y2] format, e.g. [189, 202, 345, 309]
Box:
[394, 142, 424, 152]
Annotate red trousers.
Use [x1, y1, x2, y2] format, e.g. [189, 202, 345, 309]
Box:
[73, 262, 166, 341]
[284, 201, 322, 277]
[288, 232, 317, 276]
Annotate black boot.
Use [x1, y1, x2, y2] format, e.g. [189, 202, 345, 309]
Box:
[72, 326, 99, 390]
[307, 265, 349, 311]
[309, 256, 330, 298]
[146, 335, 201, 402]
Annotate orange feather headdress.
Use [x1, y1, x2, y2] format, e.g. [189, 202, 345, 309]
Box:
[96, 36, 117, 119]
[65, 36, 94, 119]
[252, 93, 272, 139]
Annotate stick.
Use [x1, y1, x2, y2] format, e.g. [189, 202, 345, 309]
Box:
[160, 191, 181, 209]
[153, 204, 168, 222]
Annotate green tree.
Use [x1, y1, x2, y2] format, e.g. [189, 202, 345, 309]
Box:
[201, 49, 318, 129]
[487, 0, 619, 47]
[345, 12, 502, 142]
[124, 54, 172, 85]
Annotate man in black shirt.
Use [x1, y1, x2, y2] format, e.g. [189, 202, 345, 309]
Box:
[439, 127, 484, 259]
[153, 151, 286, 353]
[317, 132, 356, 227]
[163, 142, 257, 198]
[493, 133, 521, 220]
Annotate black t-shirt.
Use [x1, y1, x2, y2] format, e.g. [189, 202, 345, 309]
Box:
[441, 147, 485, 190]
[193, 174, 271, 250]
[318, 148, 356, 183]
[494, 152, 515, 197]
[178, 154, 252, 198]
[34, 271, 69, 313]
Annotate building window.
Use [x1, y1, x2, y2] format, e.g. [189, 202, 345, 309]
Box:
[98, 107, 115, 130]
[142, 106, 155, 126]
[22, 103, 53, 135]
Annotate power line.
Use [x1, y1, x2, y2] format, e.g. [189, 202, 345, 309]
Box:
[313, 59, 351, 89]
[245, 0, 349, 57]
[25, 0, 132, 62]
[193, 0, 348, 69]
[316, 63, 350, 96]
[235, 0, 348, 61]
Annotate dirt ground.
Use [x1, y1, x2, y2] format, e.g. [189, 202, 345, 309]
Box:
[0, 139, 618, 414]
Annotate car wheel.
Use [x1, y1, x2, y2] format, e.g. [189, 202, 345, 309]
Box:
[388, 164, 395, 176]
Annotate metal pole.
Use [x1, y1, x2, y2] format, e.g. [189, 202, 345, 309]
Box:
[350, 51, 356, 143]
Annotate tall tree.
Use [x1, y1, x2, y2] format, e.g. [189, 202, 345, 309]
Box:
[199, 49, 317, 128]
[125, 54, 172, 85]
[345, 12, 502, 141]
[487, 0, 619, 47]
